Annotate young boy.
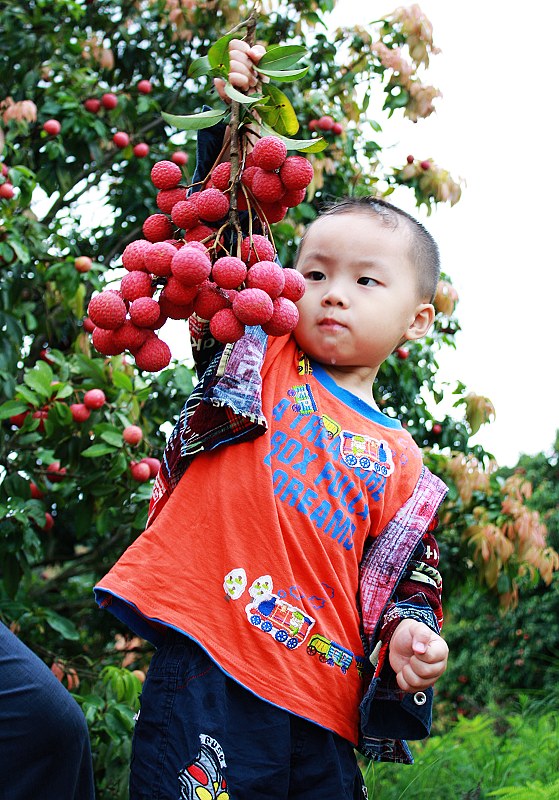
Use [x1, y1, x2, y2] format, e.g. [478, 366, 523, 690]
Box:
[95, 43, 449, 800]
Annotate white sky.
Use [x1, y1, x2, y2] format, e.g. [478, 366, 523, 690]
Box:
[328, 0, 559, 466]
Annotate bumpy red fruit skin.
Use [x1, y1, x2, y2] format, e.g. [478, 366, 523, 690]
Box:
[240, 235, 275, 266]
[262, 297, 299, 337]
[281, 268, 306, 302]
[251, 136, 287, 171]
[193, 281, 231, 320]
[92, 326, 126, 355]
[134, 335, 172, 372]
[211, 256, 247, 290]
[157, 187, 187, 214]
[83, 389, 106, 409]
[196, 188, 230, 222]
[122, 240, 152, 272]
[282, 188, 306, 208]
[259, 201, 287, 224]
[158, 293, 194, 320]
[246, 260, 285, 298]
[232, 288, 274, 326]
[171, 197, 199, 229]
[210, 162, 231, 191]
[150, 160, 182, 190]
[130, 461, 151, 481]
[279, 156, 314, 191]
[111, 320, 149, 353]
[141, 457, 161, 478]
[210, 308, 245, 343]
[142, 213, 173, 243]
[251, 169, 284, 203]
[160, 278, 198, 307]
[120, 270, 154, 301]
[70, 403, 91, 423]
[145, 241, 176, 277]
[185, 224, 214, 246]
[171, 151, 188, 166]
[129, 296, 161, 327]
[88, 291, 127, 329]
[171, 247, 211, 286]
[123, 424, 143, 445]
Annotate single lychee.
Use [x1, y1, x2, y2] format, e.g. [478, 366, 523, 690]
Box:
[43, 119, 61, 136]
[251, 169, 284, 203]
[279, 156, 314, 191]
[150, 160, 182, 190]
[101, 92, 118, 109]
[83, 389, 106, 409]
[74, 256, 93, 273]
[42, 512, 55, 532]
[129, 296, 161, 327]
[246, 260, 285, 298]
[46, 461, 66, 483]
[29, 481, 44, 499]
[134, 334, 172, 372]
[123, 424, 143, 445]
[171, 151, 188, 166]
[70, 403, 91, 423]
[140, 456, 161, 478]
[259, 201, 287, 223]
[282, 187, 306, 208]
[88, 291, 127, 329]
[211, 256, 247, 290]
[137, 79, 152, 94]
[171, 197, 199, 230]
[122, 239, 152, 272]
[113, 131, 130, 148]
[331, 122, 343, 135]
[133, 142, 149, 158]
[193, 281, 231, 320]
[210, 308, 245, 343]
[158, 293, 194, 320]
[241, 234, 275, 266]
[130, 460, 151, 482]
[185, 224, 214, 246]
[0, 182, 15, 200]
[251, 136, 287, 171]
[232, 288, 274, 326]
[196, 188, 230, 222]
[240, 165, 259, 190]
[171, 246, 211, 286]
[142, 213, 173, 243]
[92, 326, 126, 356]
[262, 296, 299, 337]
[281, 268, 306, 302]
[316, 115, 335, 131]
[111, 320, 149, 353]
[161, 277, 199, 307]
[120, 270, 154, 301]
[145, 241, 176, 277]
[84, 98, 101, 113]
[157, 187, 187, 214]
[210, 162, 231, 191]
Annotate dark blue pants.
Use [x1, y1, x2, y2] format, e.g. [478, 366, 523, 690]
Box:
[0, 622, 95, 800]
[130, 631, 367, 799]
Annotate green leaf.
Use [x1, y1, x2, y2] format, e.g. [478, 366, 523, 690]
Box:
[100, 430, 123, 447]
[259, 45, 308, 70]
[207, 33, 238, 71]
[259, 122, 328, 153]
[23, 362, 54, 399]
[44, 610, 80, 641]
[161, 108, 227, 132]
[259, 85, 299, 136]
[224, 82, 263, 105]
[188, 55, 211, 78]
[112, 370, 133, 392]
[81, 443, 118, 458]
[0, 400, 29, 420]
[255, 66, 310, 82]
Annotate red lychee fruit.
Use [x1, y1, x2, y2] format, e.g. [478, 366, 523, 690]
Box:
[42, 512, 55, 532]
[129, 296, 161, 327]
[246, 260, 285, 298]
[251, 136, 287, 171]
[331, 122, 343, 135]
[113, 131, 130, 148]
[122, 239, 152, 272]
[171, 200, 199, 231]
[145, 241, 176, 277]
[251, 169, 284, 203]
[111, 320, 150, 353]
[92, 326, 126, 356]
[420, 160, 431, 170]
[123, 424, 143, 445]
[185, 224, 214, 246]
[156, 187, 187, 214]
[279, 156, 314, 191]
[161, 277, 198, 306]
[232, 288, 274, 326]
[316, 115, 334, 131]
[120, 270, 154, 302]
[32, 409, 48, 432]
[196, 188, 230, 222]
[30, 481, 44, 499]
[10, 411, 28, 428]
[211, 256, 247, 290]
[46, 461, 66, 483]
[240, 234, 275, 266]
[134, 334, 172, 372]
[281, 268, 306, 302]
[240, 165, 259, 190]
[193, 281, 231, 320]
[142, 213, 173, 243]
[130, 460, 151, 482]
[87, 291, 127, 329]
[101, 92, 118, 109]
[406, 154, 415, 164]
[43, 119, 61, 136]
[396, 347, 410, 359]
[171, 151, 188, 166]
[210, 162, 231, 191]
[84, 98, 101, 113]
[0, 182, 15, 200]
[210, 307, 245, 343]
[282, 187, 306, 208]
[82, 316, 96, 333]
[133, 142, 150, 158]
[137, 79, 152, 94]
[158, 293, 194, 320]
[74, 256, 92, 273]
[171, 246, 211, 286]
[83, 389, 106, 409]
[262, 296, 299, 337]
[70, 403, 91, 423]
[259, 201, 288, 223]
[150, 160, 182, 190]
[140, 457, 161, 478]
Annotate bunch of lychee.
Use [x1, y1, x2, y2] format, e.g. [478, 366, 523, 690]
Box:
[308, 115, 343, 135]
[86, 136, 311, 372]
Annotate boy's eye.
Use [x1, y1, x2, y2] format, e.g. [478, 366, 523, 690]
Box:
[305, 270, 325, 281]
[357, 276, 378, 287]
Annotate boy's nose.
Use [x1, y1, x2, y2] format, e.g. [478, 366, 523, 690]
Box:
[322, 286, 348, 307]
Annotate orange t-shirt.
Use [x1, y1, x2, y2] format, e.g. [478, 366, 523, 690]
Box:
[96, 335, 424, 744]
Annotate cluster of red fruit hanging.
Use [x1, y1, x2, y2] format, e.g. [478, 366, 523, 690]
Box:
[87, 135, 312, 372]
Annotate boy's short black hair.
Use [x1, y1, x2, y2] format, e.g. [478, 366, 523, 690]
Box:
[295, 196, 441, 302]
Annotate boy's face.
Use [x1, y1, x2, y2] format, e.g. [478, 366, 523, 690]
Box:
[294, 212, 433, 385]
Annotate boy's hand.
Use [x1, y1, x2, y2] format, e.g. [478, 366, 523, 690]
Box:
[389, 618, 448, 692]
[214, 39, 266, 101]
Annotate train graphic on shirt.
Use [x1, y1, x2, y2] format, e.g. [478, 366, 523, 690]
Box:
[246, 594, 315, 649]
[339, 431, 395, 476]
[306, 634, 368, 677]
[287, 383, 317, 415]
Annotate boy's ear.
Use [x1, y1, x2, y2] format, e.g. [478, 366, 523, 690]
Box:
[405, 303, 435, 342]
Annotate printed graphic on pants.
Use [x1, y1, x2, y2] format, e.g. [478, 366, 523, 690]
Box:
[178, 734, 229, 800]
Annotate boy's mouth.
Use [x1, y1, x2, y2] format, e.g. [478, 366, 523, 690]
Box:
[318, 316, 346, 329]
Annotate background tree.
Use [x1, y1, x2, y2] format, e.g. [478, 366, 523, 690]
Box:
[0, 1, 556, 796]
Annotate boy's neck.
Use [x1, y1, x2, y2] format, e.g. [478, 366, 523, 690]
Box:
[320, 363, 381, 411]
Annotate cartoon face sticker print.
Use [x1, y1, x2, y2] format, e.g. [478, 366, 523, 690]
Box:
[223, 568, 247, 600]
[248, 575, 273, 601]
